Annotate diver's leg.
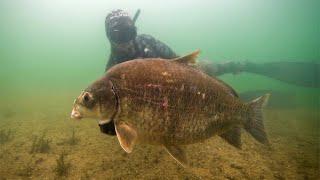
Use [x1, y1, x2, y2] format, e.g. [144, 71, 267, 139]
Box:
[198, 60, 245, 76]
[199, 60, 320, 88]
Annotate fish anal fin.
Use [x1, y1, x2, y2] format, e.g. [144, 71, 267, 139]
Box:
[115, 122, 137, 153]
[164, 145, 188, 167]
[172, 50, 200, 64]
[219, 127, 242, 149]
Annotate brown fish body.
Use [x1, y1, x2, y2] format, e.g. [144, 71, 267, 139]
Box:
[71, 51, 270, 167]
[107, 58, 248, 145]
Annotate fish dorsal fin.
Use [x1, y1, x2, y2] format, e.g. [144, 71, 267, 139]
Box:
[164, 144, 188, 167]
[219, 127, 242, 149]
[172, 50, 200, 64]
[115, 122, 137, 153]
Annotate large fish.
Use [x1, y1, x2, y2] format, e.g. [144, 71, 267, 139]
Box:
[71, 51, 270, 166]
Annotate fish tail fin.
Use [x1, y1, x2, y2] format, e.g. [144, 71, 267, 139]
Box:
[245, 93, 270, 144]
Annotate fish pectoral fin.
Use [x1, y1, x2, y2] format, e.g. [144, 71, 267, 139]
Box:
[171, 50, 200, 65]
[164, 144, 188, 167]
[115, 122, 137, 153]
[219, 127, 242, 149]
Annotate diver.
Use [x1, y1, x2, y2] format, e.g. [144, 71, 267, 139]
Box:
[99, 9, 319, 136]
[105, 9, 244, 75]
[105, 9, 178, 70]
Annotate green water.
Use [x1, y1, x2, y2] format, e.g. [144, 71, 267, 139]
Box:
[0, 0, 319, 179]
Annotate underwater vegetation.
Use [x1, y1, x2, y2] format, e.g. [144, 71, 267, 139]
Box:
[56, 128, 80, 146]
[65, 128, 79, 146]
[67, 128, 79, 146]
[29, 132, 51, 153]
[0, 106, 318, 179]
[54, 152, 70, 177]
[0, 129, 14, 144]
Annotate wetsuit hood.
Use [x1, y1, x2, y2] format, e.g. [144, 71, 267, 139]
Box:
[105, 9, 137, 44]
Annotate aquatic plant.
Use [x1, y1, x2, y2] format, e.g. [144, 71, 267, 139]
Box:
[57, 128, 80, 146]
[0, 129, 14, 144]
[54, 152, 70, 177]
[29, 132, 51, 153]
[67, 128, 79, 146]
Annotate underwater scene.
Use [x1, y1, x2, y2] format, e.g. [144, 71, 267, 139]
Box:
[0, 0, 319, 179]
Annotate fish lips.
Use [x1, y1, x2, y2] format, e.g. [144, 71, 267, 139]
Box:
[70, 109, 82, 119]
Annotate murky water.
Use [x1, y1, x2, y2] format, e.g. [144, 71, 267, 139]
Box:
[0, 0, 319, 179]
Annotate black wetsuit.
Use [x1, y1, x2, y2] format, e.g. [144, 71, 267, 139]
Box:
[106, 34, 178, 70]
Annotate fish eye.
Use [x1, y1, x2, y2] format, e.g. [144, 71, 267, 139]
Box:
[83, 92, 91, 103]
[84, 94, 89, 102]
[82, 92, 96, 108]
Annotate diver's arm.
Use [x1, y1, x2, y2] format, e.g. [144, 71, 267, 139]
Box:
[135, 34, 178, 59]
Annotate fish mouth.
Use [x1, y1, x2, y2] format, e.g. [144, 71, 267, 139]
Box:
[98, 119, 111, 125]
[98, 119, 116, 135]
[71, 109, 82, 119]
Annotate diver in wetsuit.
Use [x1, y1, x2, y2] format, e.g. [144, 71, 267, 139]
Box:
[99, 9, 319, 135]
[104, 9, 242, 75]
[105, 9, 178, 70]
